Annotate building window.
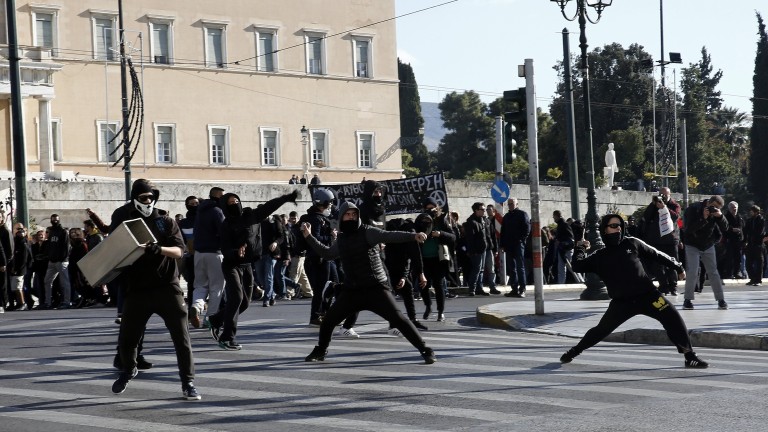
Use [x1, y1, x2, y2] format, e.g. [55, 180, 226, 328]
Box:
[51, 118, 62, 161]
[93, 16, 116, 60]
[31, 6, 59, 55]
[255, 29, 277, 72]
[260, 128, 279, 166]
[204, 26, 226, 68]
[97, 121, 120, 163]
[155, 124, 175, 164]
[150, 20, 173, 64]
[310, 130, 328, 167]
[208, 125, 229, 165]
[305, 32, 326, 75]
[357, 132, 374, 168]
[353, 38, 372, 78]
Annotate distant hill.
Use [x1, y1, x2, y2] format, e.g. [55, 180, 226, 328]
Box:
[421, 102, 446, 152]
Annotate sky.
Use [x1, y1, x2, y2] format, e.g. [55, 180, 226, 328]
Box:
[395, 0, 765, 120]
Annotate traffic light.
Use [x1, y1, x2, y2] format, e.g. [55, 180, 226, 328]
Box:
[504, 121, 517, 160]
[503, 87, 527, 132]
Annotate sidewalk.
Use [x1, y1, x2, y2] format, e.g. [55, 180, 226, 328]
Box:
[475, 281, 768, 351]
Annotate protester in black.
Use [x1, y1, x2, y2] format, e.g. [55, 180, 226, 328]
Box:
[301, 201, 436, 364]
[110, 179, 201, 400]
[559, 213, 709, 368]
[385, 218, 428, 332]
[208, 190, 298, 350]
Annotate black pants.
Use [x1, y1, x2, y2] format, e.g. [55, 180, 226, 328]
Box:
[572, 290, 692, 355]
[421, 257, 446, 314]
[390, 275, 417, 323]
[317, 287, 427, 352]
[720, 241, 743, 279]
[210, 263, 253, 343]
[118, 287, 194, 383]
[746, 245, 765, 283]
[305, 257, 332, 322]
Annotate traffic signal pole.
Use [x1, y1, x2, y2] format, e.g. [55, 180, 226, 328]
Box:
[522, 59, 544, 315]
[495, 115, 506, 285]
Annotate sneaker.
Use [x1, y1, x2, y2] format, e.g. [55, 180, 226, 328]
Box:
[445, 292, 458, 299]
[422, 306, 431, 320]
[476, 290, 490, 296]
[308, 318, 323, 326]
[504, 291, 522, 298]
[189, 307, 202, 328]
[489, 289, 502, 295]
[182, 382, 202, 401]
[202, 317, 211, 329]
[269, 297, 276, 306]
[669, 289, 678, 296]
[718, 300, 728, 310]
[16, 304, 28, 311]
[210, 325, 221, 342]
[218, 340, 242, 350]
[114, 314, 122, 325]
[685, 354, 709, 369]
[437, 313, 445, 322]
[0, 307, 4, 313]
[111, 367, 138, 394]
[560, 348, 579, 364]
[387, 327, 403, 337]
[421, 347, 436, 364]
[136, 355, 153, 370]
[682, 300, 694, 310]
[338, 327, 359, 338]
[411, 320, 428, 331]
[466, 291, 475, 297]
[518, 289, 527, 298]
[305, 345, 328, 362]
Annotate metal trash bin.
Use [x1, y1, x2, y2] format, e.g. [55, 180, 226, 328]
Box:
[78, 218, 157, 286]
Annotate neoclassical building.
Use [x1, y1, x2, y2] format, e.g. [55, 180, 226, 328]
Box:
[0, 0, 402, 182]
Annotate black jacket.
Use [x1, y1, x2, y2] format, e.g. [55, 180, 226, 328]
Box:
[384, 218, 424, 282]
[464, 214, 488, 254]
[572, 237, 683, 299]
[500, 208, 530, 248]
[259, 215, 285, 259]
[220, 192, 296, 265]
[297, 208, 334, 260]
[359, 180, 386, 229]
[724, 211, 744, 243]
[744, 214, 766, 248]
[46, 225, 70, 263]
[639, 199, 680, 245]
[683, 200, 728, 250]
[193, 198, 225, 253]
[10, 236, 32, 276]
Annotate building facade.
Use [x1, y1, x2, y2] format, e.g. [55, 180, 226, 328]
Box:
[0, 0, 402, 183]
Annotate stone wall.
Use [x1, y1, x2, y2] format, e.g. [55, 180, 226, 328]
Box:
[2, 179, 701, 230]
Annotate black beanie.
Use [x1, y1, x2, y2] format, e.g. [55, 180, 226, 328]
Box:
[423, 197, 439, 209]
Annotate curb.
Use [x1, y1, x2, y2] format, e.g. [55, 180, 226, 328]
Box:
[476, 306, 768, 351]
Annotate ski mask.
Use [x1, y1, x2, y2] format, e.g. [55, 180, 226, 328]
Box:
[185, 195, 199, 214]
[130, 179, 159, 218]
[337, 201, 361, 234]
[221, 193, 243, 219]
[599, 214, 626, 247]
[602, 232, 622, 246]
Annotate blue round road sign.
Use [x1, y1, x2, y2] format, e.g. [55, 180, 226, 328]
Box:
[490, 179, 510, 204]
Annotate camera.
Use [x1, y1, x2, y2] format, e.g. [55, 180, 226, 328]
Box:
[707, 205, 718, 213]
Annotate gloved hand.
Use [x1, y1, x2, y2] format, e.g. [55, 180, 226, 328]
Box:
[144, 242, 162, 256]
[287, 189, 299, 204]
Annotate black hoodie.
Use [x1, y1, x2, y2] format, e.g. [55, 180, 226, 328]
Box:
[219, 191, 297, 265]
[360, 180, 386, 228]
[572, 214, 683, 299]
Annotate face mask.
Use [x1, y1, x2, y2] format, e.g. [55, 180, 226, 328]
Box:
[186, 204, 198, 213]
[321, 208, 331, 217]
[133, 199, 155, 218]
[226, 204, 242, 218]
[340, 220, 359, 234]
[51, 221, 61, 228]
[415, 221, 433, 236]
[372, 195, 383, 204]
[603, 232, 622, 246]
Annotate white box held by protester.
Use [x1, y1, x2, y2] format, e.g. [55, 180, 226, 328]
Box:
[78, 218, 157, 286]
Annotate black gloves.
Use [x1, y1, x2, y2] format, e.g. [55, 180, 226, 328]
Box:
[287, 189, 299, 204]
[144, 242, 162, 256]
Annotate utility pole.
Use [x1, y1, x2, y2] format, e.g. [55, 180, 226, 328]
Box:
[7, 0, 29, 227]
[562, 29, 580, 220]
[118, 0, 131, 200]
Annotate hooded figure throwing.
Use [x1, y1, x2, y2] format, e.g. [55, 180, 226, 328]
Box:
[300, 201, 437, 364]
[560, 213, 709, 369]
[208, 189, 298, 350]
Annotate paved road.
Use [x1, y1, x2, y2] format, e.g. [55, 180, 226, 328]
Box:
[1, 296, 767, 431]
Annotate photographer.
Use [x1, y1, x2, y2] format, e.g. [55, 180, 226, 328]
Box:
[681, 195, 729, 310]
[639, 187, 681, 295]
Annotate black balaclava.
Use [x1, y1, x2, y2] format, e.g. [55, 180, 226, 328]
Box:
[414, 214, 433, 236]
[221, 193, 243, 219]
[185, 195, 199, 214]
[338, 201, 361, 234]
[599, 213, 626, 247]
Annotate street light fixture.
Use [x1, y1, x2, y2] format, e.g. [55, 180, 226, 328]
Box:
[300, 125, 310, 182]
[551, 0, 611, 300]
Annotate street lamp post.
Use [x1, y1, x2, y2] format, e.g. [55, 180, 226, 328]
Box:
[300, 125, 310, 182]
[551, 0, 612, 300]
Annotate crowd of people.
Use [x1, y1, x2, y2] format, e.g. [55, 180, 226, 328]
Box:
[4, 178, 768, 400]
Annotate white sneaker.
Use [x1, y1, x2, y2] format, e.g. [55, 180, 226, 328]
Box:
[338, 327, 359, 338]
[387, 327, 403, 337]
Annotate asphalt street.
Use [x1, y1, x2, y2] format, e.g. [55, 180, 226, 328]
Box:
[1, 293, 767, 431]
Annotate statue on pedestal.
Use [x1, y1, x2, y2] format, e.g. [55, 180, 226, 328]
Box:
[603, 143, 618, 189]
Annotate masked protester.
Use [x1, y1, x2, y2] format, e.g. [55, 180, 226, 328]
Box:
[559, 214, 709, 369]
[207, 189, 299, 351]
[300, 201, 436, 365]
[110, 179, 201, 400]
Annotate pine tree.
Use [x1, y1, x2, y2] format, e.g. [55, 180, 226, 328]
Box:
[398, 59, 430, 174]
[749, 12, 768, 206]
